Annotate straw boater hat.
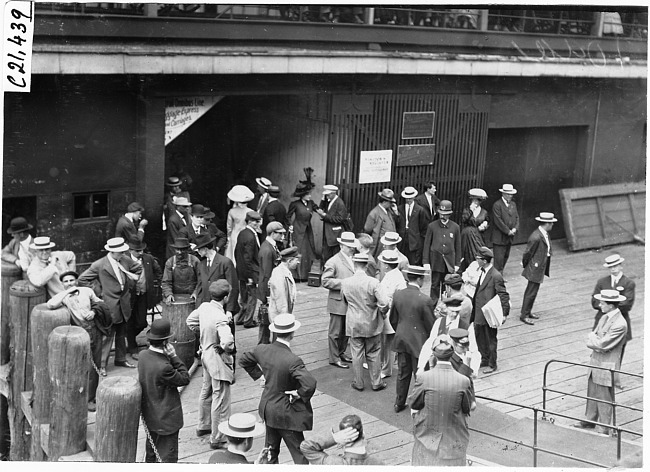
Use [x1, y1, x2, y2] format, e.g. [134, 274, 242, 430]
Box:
[535, 212, 558, 223]
[147, 318, 173, 341]
[104, 237, 130, 253]
[378, 188, 396, 203]
[217, 413, 264, 439]
[255, 177, 272, 190]
[468, 188, 487, 200]
[438, 200, 453, 215]
[402, 265, 429, 277]
[267, 185, 281, 197]
[593, 289, 627, 303]
[30, 236, 55, 250]
[337, 231, 358, 248]
[351, 253, 370, 264]
[7, 217, 33, 234]
[166, 176, 182, 187]
[603, 254, 624, 268]
[401, 186, 418, 199]
[322, 184, 339, 195]
[269, 313, 301, 333]
[172, 196, 192, 207]
[227, 185, 255, 203]
[378, 249, 400, 265]
[499, 184, 517, 194]
[380, 231, 402, 246]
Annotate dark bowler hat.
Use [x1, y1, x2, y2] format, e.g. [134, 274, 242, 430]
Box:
[170, 237, 191, 250]
[443, 273, 463, 286]
[191, 204, 208, 217]
[166, 176, 182, 187]
[147, 318, 173, 341]
[267, 185, 281, 197]
[438, 200, 453, 215]
[128, 240, 147, 251]
[7, 217, 33, 234]
[59, 270, 79, 281]
[127, 202, 144, 213]
[204, 207, 215, 219]
[195, 233, 216, 250]
[378, 188, 396, 203]
[209, 279, 231, 299]
[403, 265, 428, 277]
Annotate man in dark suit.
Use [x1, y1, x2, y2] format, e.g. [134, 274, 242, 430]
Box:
[239, 314, 317, 465]
[126, 240, 162, 362]
[166, 196, 192, 260]
[193, 234, 239, 314]
[490, 184, 519, 273]
[115, 202, 148, 245]
[234, 211, 262, 328]
[390, 265, 436, 412]
[203, 207, 228, 255]
[262, 186, 288, 232]
[471, 246, 510, 374]
[397, 186, 429, 265]
[363, 188, 399, 258]
[257, 221, 284, 344]
[414, 181, 440, 224]
[422, 200, 461, 305]
[520, 212, 556, 325]
[138, 318, 190, 462]
[254, 176, 272, 215]
[316, 184, 349, 264]
[79, 237, 143, 370]
[180, 204, 227, 254]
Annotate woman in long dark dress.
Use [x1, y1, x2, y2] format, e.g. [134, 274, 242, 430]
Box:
[460, 188, 489, 273]
[287, 182, 319, 281]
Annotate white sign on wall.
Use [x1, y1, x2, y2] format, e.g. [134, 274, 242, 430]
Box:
[165, 96, 222, 145]
[359, 150, 392, 184]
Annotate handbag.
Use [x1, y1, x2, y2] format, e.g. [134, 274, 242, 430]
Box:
[481, 295, 504, 328]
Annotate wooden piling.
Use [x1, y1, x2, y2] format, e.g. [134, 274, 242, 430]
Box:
[8, 280, 45, 460]
[30, 304, 70, 460]
[47, 326, 89, 461]
[94, 376, 141, 462]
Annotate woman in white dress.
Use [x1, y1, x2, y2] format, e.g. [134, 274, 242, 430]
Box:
[225, 185, 255, 263]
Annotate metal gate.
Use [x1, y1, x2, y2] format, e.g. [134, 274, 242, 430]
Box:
[327, 93, 491, 230]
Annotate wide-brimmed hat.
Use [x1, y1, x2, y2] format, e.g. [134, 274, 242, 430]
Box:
[166, 176, 182, 187]
[593, 289, 627, 303]
[104, 237, 129, 253]
[267, 185, 281, 197]
[217, 413, 265, 439]
[444, 273, 463, 286]
[7, 217, 33, 234]
[351, 253, 369, 264]
[380, 231, 402, 246]
[227, 185, 255, 203]
[401, 186, 418, 199]
[147, 318, 173, 341]
[378, 249, 399, 265]
[195, 233, 216, 250]
[170, 237, 191, 250]
[190, 204, 208, 217]
[172, 196, 192, 207]
[127, 202, 144, 213]
[292, 183, 312, 198]
[468, 188, 487, 200]
[499, 184, 517, 195]
[269, 313, 301, 333]
[255, 177, 272, 190]
[535, 212, 558, 223]
[30, 236, 56, 250]
[322, 184, 339, 194]
[128, 240, 147, 251]
[403, 265, 429, 277]
[266, 221, 286, 235]
[378, 188, 396, 203]
[603, 254, 624, 268]
[438, 200, 453, 215]
[337, 231, 358, 247]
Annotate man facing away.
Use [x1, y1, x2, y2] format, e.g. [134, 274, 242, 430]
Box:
[208, 413, 265, 464]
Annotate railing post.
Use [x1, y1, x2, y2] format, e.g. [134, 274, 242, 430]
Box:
[532, 407, 538, 467]
[479, 9, 489, 31]
[592, 12, 604, 37]
[365, 8, 374, 25]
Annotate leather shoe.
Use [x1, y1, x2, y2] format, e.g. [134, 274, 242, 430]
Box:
[243, 322, 258, 329]
[482, 366, 497, 374]
[372, 381, 388, 391]
[130, 352, 139, 361]
[330, 361, 349, 369]
[351, 382, 364, 392]
[520, 317, 535, 325]
[340, 354, 352, 363]
[115, 360, 136, 368]
[572, 421, 594, 429]
[394, 403, 406, 413]
[528, 313, 540, 319]
[209, 441, 227, 450]
[196, 429, 211, 437]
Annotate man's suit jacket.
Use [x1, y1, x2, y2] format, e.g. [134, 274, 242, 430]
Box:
[397, 202, 428, 252]
[390, 284, 436, 357]
[340, 271, 389, 338]
[166, 211, 188, 259]
[588, 309, 628, 387]
[262, 199, 288, 230]
[491, 199, 519, 245]
[415, 193, 441, 223]
[257, 239, 279, 303]
[205, 223, 228, 254]
[472, 265, 510, 326]
[321, 251, 355, 315]
[1, 236, 35, 269]
[591, 274, 635, 339]
[255, 192, 270, 216]
[268, 264, 296, 320]
[422, 219, 461, 273]
[140, 253, 163, 309]
[239, 341, 317, 432]
[235, 226, 260, 282]
[115, 215, 143, 245]
[408, 363, 472, 465]
[521, 228, 550, 284]
[78, 255, 142, 324]
[193, 253, 240, 314]
[319, 196, 348, 247]
[363, 205, 398, 257]
[138, 349, 190, 435]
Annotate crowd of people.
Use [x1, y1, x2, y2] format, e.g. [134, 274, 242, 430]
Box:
[1, 170, 635, 465]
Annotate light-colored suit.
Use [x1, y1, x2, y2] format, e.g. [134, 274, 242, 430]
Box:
[27, 251, 77, 297]
[268, 263, 296, 323]
[322, 251, 355, 363]
[363, 204, 397, 258]
[1, 235, 34, 270]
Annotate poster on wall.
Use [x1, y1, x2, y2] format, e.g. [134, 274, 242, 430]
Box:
[165, 96, 223, 145]
[359, 150, 393, 184]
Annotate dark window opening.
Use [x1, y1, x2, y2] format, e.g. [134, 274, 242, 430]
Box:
[73, 192, 109, 221]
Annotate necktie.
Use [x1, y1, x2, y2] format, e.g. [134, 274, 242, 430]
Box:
[477, 268, 485, 289]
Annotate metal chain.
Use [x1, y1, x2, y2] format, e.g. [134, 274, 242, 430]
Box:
[141, 414, 163, 463]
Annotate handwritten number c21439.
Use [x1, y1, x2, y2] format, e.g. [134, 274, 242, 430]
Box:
[11, 8, 32, 21]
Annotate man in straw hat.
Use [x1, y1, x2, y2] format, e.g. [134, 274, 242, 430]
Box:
[408, 334, 475, 466]
[490, 183, 519, 273]
[378, 249, 407, 379]
[591, 254, 635, 386]
[2, 216, 35, 270]
[161, 237, 201, 305]
[341, 252, 390, 392]
[166, 195, 192, 259]
[79, 237, 142, 370]
[254, 176, 272, 215]
[520, 212, 557, 326]
[239, 313, 317, 464]
[573, 289, 628, 436]
[27, 236, 76, 297]
[363, 188, 399, 258]
[316, 184, 350, 264]
[208, 413, 265, 464]
[376, 231, 409, 280]
[322, 231, 358, 369]
[397, 186, 428, 265]
[115, 201, 148, 245]
[138, 318, 190, 462]
[423, 199, 461, 305]
[390, 265, 436, 412]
